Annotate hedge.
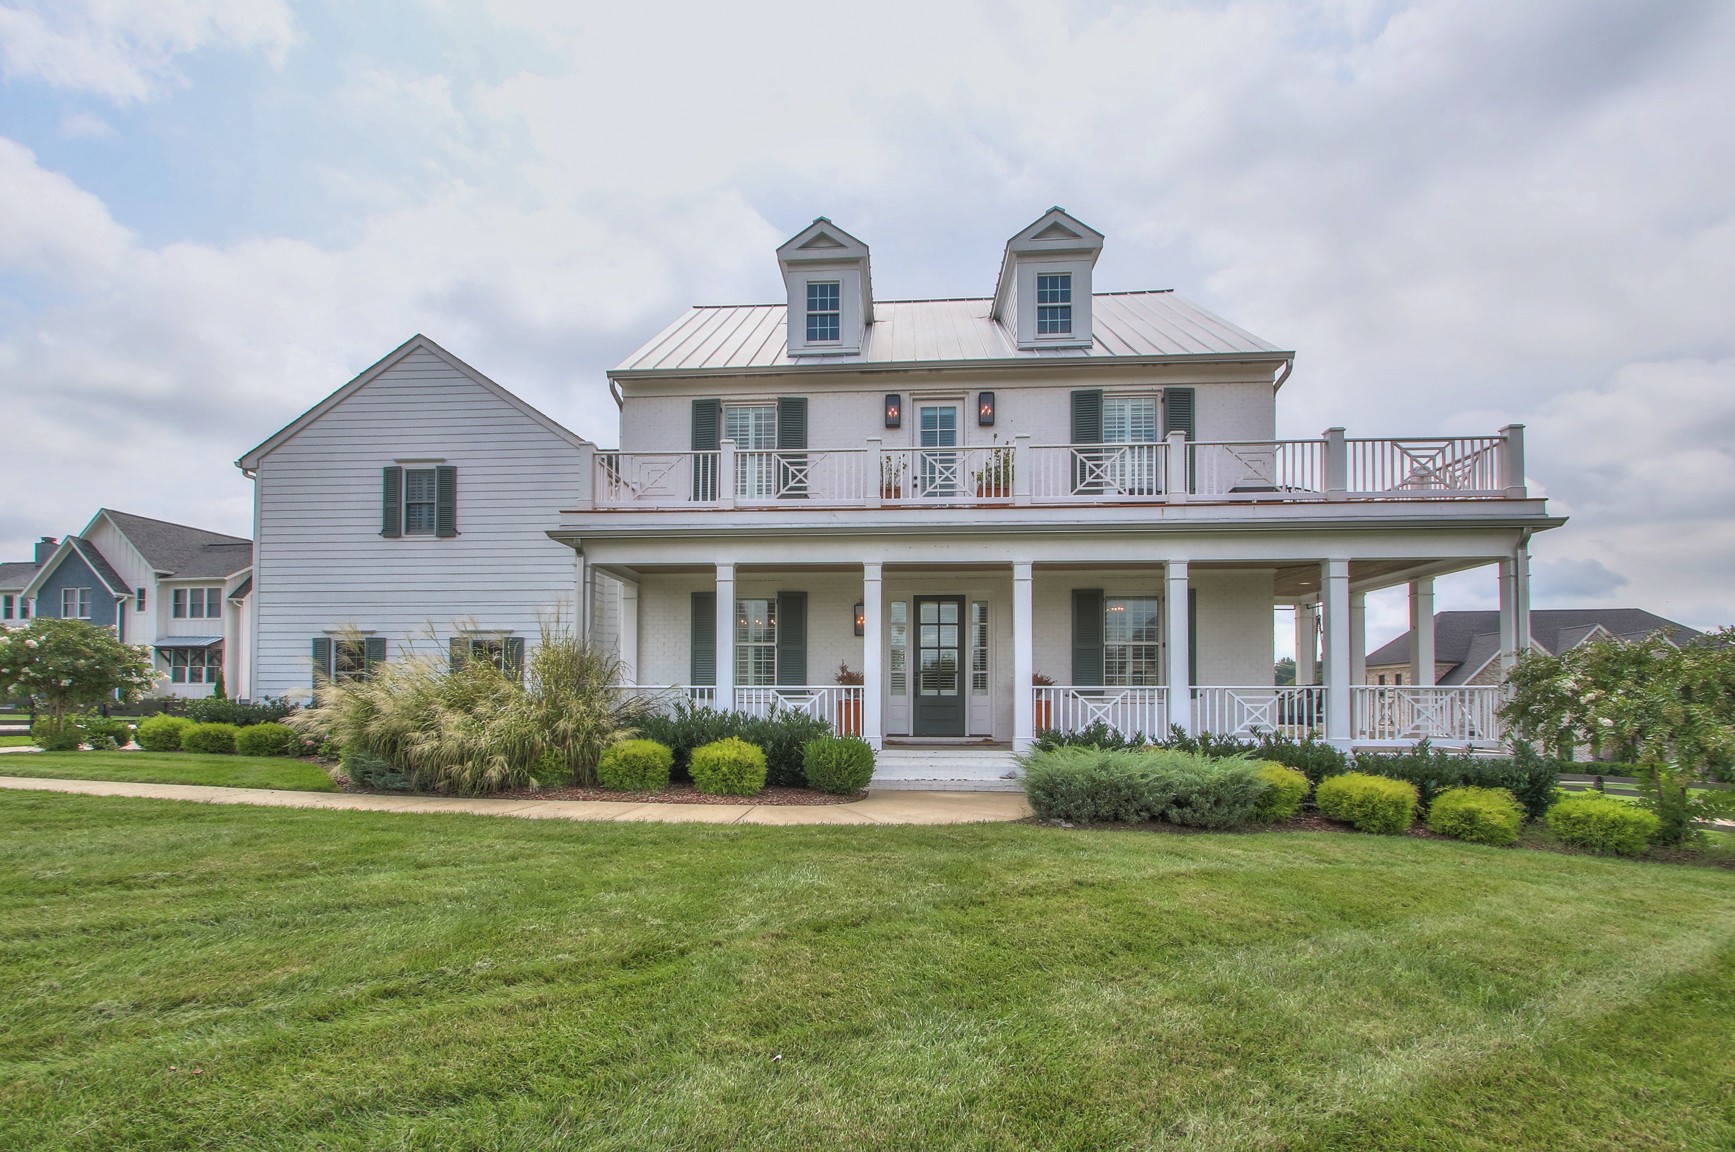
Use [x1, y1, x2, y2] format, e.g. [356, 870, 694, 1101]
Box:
[136, 714, 194, 752]
[1426, 786, 1524, 847]
[1316, 772, 1418, 834]
[636, 705, 828, 787]
[802, 736, 875, 794]
[597, 739, 674, 792]
[1545, 795, 1660, 856]
[1251, 761, 1310, 822]
[235, 722, 300, 757]
[1354, 742, 1557, 820]
[181, 722, 241, 755]
[689, 737, 767, 796]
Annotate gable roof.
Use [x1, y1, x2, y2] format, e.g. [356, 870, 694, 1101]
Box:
[98, 509, 252, 579]
[236, 333, 593, 470]
[615, 290, 1286, 376]
[22, 536, 130, 600]
[0, 561, 40, 592]
[992, 207, 1105, 321]
[1367, 609, 1702, 675]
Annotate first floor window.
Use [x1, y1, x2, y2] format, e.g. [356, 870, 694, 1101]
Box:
[1104, 597, 1160, 686]
[1037, 271, 1072, 335]
[62, 587, 92, 619]
[17, 597, 28, 620]
[165, 646, 220, 684]
[735, 598, 776, 686]
[1, 594, 12, 620]
[889, 601, 908, 696]
[970, 601, 989, 695]
[450, 635, 526, 680]
[404, 468, 437, 534]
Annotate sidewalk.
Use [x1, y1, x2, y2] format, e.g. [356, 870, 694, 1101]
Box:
[0, 774, 1032, 826]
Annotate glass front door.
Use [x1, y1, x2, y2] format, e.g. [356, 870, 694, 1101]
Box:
[913, 595, 966, 736]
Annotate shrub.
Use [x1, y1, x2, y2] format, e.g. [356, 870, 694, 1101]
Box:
[1145, 751, 1269, 829]
[341, 745, 414, 791]
[1252, 761, 1310, 822]
[1021, 747, 1167, 824]
[802, 736, 875, 794]
[1426, 786, 1524, 847]
[597, 739, 674, 791]
[1355, 741, 1557, 820]
[1316, 772, 1418, 834]
[1160, 726, 1350, 784]
[235, 722, 299, 757]
[86, 717, 132, 750]
[689, 736, 767, 796]
[180, 697, 298, 727]
[1034, 720, 1147, 751]
[136, 714, 195, 752]
[181, 722, 241, 755]
[30, 712, 96, 752]
[636, 704, 829, 787]
[1546, 795, 1661, 856]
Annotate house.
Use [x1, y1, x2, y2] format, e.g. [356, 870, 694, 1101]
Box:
[0, 538, 51, 628]
[547, 208, 1565, 765]
[237, 335, 606, 701]
[1366, 609, 1701, 687]
[16, 511, 254, 697]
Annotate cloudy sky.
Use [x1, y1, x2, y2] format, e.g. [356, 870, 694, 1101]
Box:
[2, 0, 1731, 650]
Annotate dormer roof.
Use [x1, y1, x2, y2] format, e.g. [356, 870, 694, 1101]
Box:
[991, 207, 1105, 323]
[776, 218, 874, 325]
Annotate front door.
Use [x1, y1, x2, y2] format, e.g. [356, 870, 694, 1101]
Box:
[916, 403, 961, 498]
[913, 595, 966, 736]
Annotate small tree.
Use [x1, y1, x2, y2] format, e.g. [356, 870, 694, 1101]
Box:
[1501, 628, 1735, 845]
[0, 619, 160, 740]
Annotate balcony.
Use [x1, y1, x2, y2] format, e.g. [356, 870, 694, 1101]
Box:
[587, 426, 1525, 511]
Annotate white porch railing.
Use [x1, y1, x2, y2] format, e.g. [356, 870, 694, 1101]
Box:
[611, 685, 717, 714]
[734, 685, 866, 735]
[1189, 440, 1327, 499]
[1033, 686, 1169, 738]
[1027, 443, 1170, 502]
[1352, 685, 1503, 743]
[1345, 437, 1505, 497]
[596, 453, 719, 508]
[877, 445, 1016, 502]
[1192, 686, 1327, 738]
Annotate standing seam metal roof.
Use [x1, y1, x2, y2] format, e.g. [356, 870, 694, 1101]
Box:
[615, 291, 1285, 374]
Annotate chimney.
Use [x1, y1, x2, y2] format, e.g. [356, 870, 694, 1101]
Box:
[35, 537, 57, 564]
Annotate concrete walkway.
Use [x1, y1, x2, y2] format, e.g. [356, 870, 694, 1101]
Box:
[0, 774, 1032, 826]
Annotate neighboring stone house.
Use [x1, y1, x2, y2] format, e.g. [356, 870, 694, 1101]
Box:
[1365, 609, 1701, 687]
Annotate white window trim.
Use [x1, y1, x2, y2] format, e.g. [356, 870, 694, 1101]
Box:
[804, 279, 843, 345]
[1035, 271, 1074, 338]
[1103, 593, 1162, 688]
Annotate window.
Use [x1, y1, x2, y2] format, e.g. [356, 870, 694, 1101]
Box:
[172, 587, 222, 619]
[1103, 395, 1159, 493]
[165, 647, 219, 685]
[1, 594, 12, 620]
[136, 587, 147, 612]
[450, 635, 525, 680]
[1104, 597, 1160, 686]
[806, 281, 840, 342]
[1036, 272, 1072, 335]
[889, 601, 908, 696]
[333, 639, 370, 682]
[404, 468, 437, 535]
[725, 404, 778, 499]
[970, 601, 989, 695]
[18, 597, 28, 620]
[61, 587, 92, 619]
[735, 598, 776, 686]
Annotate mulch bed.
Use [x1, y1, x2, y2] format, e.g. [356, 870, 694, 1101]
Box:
[490, 782, 865, 806]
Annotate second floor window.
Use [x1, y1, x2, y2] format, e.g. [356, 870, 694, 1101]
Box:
[136, 587, 147, 612]
[404, 468, 437, 534]
[173, 588, 222, 618]
[725, 404, 777, 498]
[806, 281, 840, 342]
[1037, 272, 1072, 335]
[61, 587, 92, 619]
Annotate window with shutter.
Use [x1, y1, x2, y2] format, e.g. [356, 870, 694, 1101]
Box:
[776, 397, 808, 499]
[311, 637, 332, 689]
[775, 591, 807, 685]
[1070, 390, 1104, 494]
[381, 467, 403, 537]
[691, 399, 721, 501]
[1163, 387, 1196, 440]
[1071, 588, 1105, 686]
[434, 466, 458, 538]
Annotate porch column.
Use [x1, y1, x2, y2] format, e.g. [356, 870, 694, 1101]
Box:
[619, 579, 640, 683]
[862, 562, 884, 749]
[1349, 591, 1367, 686]
[1498, 557, 1519, 674]
[1323, 559, 1351, 744]
[1516, 540, 1532, 658]
[1409, 578, 1436, 686]
[1295, 603, 1319, 686]
[715, 563, 736, 710]
[1166, 561, 1192, 735]
[1012, 561, 1034, 751]
[574, 550, 591, 643]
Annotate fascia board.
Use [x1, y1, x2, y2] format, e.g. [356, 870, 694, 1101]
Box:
[607, 349, 1298, 385]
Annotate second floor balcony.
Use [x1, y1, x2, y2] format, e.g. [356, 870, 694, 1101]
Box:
[584, 426, 1528, 512]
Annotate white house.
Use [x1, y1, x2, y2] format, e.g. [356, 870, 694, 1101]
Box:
[550, 209, 1564, 771]
[238, 335, 607, 701]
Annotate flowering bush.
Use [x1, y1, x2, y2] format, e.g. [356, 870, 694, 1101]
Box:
[0, 620, 159, 748]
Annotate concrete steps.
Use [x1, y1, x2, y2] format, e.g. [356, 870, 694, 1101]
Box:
[872, 746, 1023, 791]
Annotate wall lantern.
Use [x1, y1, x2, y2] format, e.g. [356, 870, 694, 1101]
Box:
[853, 602, 865, 636]
[883, 394, 901, 428]
[978, 391, 996, 426]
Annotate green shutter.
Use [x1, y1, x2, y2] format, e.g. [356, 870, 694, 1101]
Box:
[449, 637, 467, 671]
[504, 636, 525, 681]
[690, 591, 716, 686]
[775, 591, 807, 685]
[435, 466, 458, 538]
[1188, 588, 1198, 687]
[365, 636, 387, 678]
[776, 396, 808, 499]
[1071, 390, 1104, 493]
[1072, 588, 1105, 686]
[692, 398, 721, 502]
[311, 637, 331, 689]
[1163, 387, 1196, 440]
[381, 467, 403, 538]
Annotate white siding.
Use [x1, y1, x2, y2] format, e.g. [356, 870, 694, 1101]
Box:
[252, 346, 586, 699]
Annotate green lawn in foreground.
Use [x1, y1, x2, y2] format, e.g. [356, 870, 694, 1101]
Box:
[1, 796, 1732, 1150]
[0, 734, 32, 747]
[0, 751, 335, 791]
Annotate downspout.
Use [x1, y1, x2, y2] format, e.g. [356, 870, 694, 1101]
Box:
[1272, 357, 1294, 392]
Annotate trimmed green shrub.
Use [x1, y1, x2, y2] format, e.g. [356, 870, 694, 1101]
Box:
[136, 714, 195, 752]
[1145, 751, 1269, 829]
[689, 736, 767, 796]
[1252, 761, 1310, 822]
[1034, 720, 1147, 751]
[636, 704, 829, 787]
[1355, 741, 1557, 820]
[802, 736, 875, 794]
[1426, 786, 1524, 847]
[1161, 726, 1350, 784]
[341, 745, 414, 791]
[598, 739, 674, 791]
[1546, 795, 1660, 856]
[30, 713, 93, 752]
[83, 717, 132, 750]
[1021, 747, 1166, 824]
[181, 722, 241, 755]
[235, 722, 299, 757]
[1316, 772, 1418, 834]
[180, 697, 297, 727]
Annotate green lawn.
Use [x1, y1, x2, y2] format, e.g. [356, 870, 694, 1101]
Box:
[1, 795, 1732, 1150]
[0, 751, 336, 791]
[0, 735, 32, 748]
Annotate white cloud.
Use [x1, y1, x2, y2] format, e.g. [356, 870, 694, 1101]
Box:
[57, 109, 114, 138]
[0, 0, 297, 103]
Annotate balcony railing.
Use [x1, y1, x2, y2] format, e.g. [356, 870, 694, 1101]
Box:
[589, 426, 1525, 510]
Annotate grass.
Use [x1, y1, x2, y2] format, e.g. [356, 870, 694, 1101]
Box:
[0, 751, 336, 791]
[1, 796, 1732, 1150]
[0, 735, 32, 748]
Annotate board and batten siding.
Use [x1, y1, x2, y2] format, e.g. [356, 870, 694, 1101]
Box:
[251, 346, 594, 700]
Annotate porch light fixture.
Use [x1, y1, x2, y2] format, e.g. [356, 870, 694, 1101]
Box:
[978, 391, 996, 426]
[853, 602, 865, 636]
[884, 394, 901, 428]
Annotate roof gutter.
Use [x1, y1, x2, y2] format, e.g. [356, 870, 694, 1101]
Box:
[608, 348, 1299, 385]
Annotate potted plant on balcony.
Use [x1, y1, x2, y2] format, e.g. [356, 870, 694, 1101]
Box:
[1032, 670, 1055, 733]
[973, 440, 1014, 500]
[880, 455, 909, 500]
[834, 660, 864, 736]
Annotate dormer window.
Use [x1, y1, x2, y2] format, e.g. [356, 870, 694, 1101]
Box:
[806, 281, 841, 343]
[1036, 273, 1073, 335]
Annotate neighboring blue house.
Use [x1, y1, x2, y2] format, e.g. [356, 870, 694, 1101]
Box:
[25, 537, 131, 636]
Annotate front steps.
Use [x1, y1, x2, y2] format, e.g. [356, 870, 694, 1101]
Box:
[872, 745, 1023, 791]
